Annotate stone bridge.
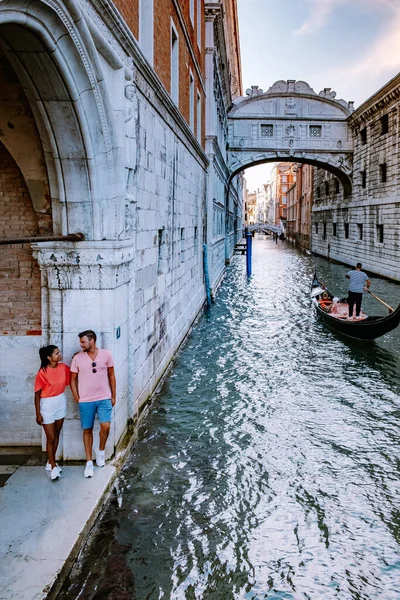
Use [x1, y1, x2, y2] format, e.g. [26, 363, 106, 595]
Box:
[227, 80, 354, 196]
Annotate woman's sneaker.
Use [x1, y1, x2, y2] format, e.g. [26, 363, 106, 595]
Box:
[45, 462, 62, 472]
[51, 466, 61, 481]
[84, 461, 94, 478]
[95, 449, 105, 467]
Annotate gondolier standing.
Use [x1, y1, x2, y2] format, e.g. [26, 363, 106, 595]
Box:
[345, 262, 371, 319]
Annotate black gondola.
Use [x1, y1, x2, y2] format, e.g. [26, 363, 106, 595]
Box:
[311, 271, 400, 341]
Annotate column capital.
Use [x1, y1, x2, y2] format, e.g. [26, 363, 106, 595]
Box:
[32, 240, 135, 290]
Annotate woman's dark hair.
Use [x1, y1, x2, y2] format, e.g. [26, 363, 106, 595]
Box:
[39, 345, 58, 371]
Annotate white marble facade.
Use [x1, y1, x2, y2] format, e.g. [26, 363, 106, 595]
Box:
[0, 0, 238, 457]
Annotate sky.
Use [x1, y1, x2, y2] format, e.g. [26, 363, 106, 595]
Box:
[237, 0, 400, 191]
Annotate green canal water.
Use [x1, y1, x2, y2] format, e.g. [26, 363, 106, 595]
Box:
[59, 236, 400, 600]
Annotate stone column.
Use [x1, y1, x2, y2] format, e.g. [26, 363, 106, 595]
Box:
[32, 240, 135, 460]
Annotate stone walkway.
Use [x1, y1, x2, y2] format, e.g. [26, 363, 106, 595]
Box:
[0, 450, 117, 600]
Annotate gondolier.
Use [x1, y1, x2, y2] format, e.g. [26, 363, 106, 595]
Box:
[345, 263, 371, 319]
[311, 269, 400, 341]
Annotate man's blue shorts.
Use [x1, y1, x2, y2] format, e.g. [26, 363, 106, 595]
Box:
[79, 399, 112, 430]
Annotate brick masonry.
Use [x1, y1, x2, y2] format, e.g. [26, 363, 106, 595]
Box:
[0, 142, 42, 335]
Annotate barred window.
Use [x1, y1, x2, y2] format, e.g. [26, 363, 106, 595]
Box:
[309, 125, 322, 138]
[260, 124, 274, 137]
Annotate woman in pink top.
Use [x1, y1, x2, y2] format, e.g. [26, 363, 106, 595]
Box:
[34, 345, 70, 481]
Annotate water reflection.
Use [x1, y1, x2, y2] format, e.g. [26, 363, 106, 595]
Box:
[59, 236, 400, 600]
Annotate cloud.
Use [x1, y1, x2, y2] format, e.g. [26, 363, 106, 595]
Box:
[295, 0, 400, 35]
[294, 0, 348, 35]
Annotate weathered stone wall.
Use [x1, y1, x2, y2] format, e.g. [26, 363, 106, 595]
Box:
[312, 74, 400, 281]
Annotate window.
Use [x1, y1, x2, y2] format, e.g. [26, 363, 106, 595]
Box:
[282, 175, 287, 183]
[324, 181, 330, 195]
[260, 124, 274, 137]
[171, 22, 179, 105]
[344, 223, 349, 239]
[281, 185, 287, 193]
[197, 0, 201, 48]
[335, 179, 340, 194]
[281, 195, 287, 204]
[357, 223, 363, 240]
[315, 222, 319, 234]
[194, 225, 198, 253]
[333, 223, 337, 237]
[377, 224, 384, 244]
[360, 127, 367, 145]
[139, 0, 154, 66]
[189, 71, 194, 131]
[317, 186, 321, 199]
[323, 222, 327, 240]
[309, 125, 322, 138]
[196, 91, 201, 142]
[379, 163, 387, 183]
[380, 114, 389, 135]
[189, 0, 194, 24]
[361, 170, 366, 188]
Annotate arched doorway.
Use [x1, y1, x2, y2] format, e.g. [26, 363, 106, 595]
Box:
[0, 0, 127, 451]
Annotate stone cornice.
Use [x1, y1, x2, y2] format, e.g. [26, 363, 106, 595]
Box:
[349, 73, 400, 125]
[90, 0, 208, 168]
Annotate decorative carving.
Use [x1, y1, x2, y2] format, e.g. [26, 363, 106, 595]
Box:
[319, 87, 336, 99]
[266, 80, 317, 96]
[286, 124, 296, 137]
[32, 242, 135, 290]
[125, 83, 139, 190]
[245, 85, 264, 98]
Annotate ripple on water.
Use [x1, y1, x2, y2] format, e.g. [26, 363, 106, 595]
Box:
[58, 237, 400, 600]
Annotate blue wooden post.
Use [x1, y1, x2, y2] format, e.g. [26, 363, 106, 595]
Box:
[246, 231, 252, 277]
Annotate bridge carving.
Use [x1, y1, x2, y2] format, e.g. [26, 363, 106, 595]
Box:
[227, 80, 354, 195]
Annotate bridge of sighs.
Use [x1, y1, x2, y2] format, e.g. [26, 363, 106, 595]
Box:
[227, 80, 355, 196]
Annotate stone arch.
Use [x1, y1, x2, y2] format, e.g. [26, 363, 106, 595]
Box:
[228, 153, 352, 197]
[0, 0, 124, 241]
[227, 80, 354, 197]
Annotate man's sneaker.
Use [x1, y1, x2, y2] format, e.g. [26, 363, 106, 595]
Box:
[45, 462, 62, 472]
[51, 466, 61, 481]
[95, 449, 105, 468]
[84, 461, 94, 478]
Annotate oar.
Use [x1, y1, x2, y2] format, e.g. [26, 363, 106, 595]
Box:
[365, 289, 394, 313]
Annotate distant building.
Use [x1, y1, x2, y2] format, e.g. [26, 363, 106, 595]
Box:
[245, 190, 257, 225]
[270, 163, 297, 225]
[286, 164, 314, 250]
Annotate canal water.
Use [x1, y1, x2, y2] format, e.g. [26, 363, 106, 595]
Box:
[59, 236, 400, 600]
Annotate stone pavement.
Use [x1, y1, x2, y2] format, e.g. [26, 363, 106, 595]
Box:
[0, 449, 118, 600]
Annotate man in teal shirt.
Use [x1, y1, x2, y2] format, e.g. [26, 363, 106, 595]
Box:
[345, 262, 371, 318]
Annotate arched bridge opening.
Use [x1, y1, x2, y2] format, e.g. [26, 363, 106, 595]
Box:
[227, 80, 354, 197]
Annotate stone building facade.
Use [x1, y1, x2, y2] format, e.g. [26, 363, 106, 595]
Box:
[0, 0, 242, 456]
[286, 163, 314, 250]
[270, 163, 297, 225]
[311, 74, 400, 281]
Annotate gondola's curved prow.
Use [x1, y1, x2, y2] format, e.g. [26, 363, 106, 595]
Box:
[311, 269, 400, 341]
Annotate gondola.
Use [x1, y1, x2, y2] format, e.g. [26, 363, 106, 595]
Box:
[311, 271, 400, 340]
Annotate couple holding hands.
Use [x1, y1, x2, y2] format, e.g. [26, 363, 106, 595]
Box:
[34, 330, 116, 481]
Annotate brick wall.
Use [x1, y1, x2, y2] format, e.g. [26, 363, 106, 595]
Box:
[113, 0, 139, 39]
[0, 142, 42, 335]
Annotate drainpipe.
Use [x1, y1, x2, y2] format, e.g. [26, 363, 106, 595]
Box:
[0, 233, 85, 245]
